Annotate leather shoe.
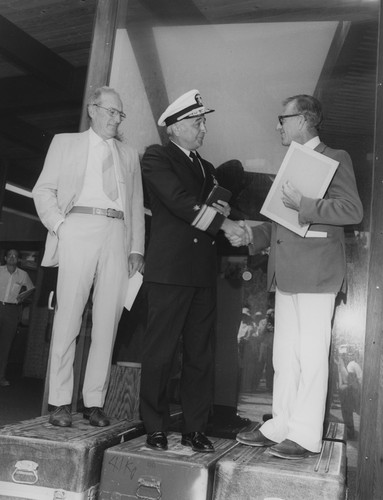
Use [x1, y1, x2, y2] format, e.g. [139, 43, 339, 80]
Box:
[181, 432, 215, 453]
[83, 407, 110, 427]
[49, 405, 72, 427]
[236, 429, 276, 447]
[269, 439, 319, 460]
[146, 431, 168, 450]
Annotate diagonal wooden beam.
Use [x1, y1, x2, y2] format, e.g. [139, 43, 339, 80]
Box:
[0, 68, 87, 111]
[0, 115, 53, 154]
[0, 14, 77, 91]
[128, 23, 169, 145]
[314, 21, 352, 101]
[79, 0, 120, 131]
[0, 159, 8, 222]
[138, 0, 209, 25]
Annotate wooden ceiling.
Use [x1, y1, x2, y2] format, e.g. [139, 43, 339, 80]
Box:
[0, 0, 379, 219]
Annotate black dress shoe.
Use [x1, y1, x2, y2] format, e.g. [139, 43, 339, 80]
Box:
[49, 405, 72, 427]
[83, 407, 110, 427]
[181, 432, 215, 453]
[146, 431, 168, 450]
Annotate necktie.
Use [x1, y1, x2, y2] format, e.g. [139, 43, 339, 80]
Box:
[190, 151, 204, 179]
[101, 141, 118, 201]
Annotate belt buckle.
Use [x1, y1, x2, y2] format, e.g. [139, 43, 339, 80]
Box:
[106, 208, 115, 218]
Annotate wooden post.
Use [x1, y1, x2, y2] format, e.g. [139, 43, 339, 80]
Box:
[79, 0, 120, 132]
[356, 4, 383, 499]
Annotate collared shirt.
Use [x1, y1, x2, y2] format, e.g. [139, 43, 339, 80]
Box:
[304, 136, 321, 150]
[75, 128, 123, 211]
[0, 266, 34, 304]
[171, 141, 205, 178]
[171, 141, 191, 158]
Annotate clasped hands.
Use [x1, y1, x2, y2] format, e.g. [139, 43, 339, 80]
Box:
[217, 180, 302, 248]
[221, 218, 252, 247]
[214, 200, 250, 247]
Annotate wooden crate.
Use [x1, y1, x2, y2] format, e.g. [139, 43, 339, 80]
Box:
[0, 413, 135, 499]
[213, 440, 346, 500]
[99, 433, 238, 500]
[104, 362, 141, 421]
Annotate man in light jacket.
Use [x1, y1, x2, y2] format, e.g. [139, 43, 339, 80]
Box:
[33, 86, 145, 428]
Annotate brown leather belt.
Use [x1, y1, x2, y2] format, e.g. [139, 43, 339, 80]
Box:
[1, 302, 18, 306]
[70, 206, 124, 220]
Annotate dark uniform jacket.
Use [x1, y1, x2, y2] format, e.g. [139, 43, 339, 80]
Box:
[142, 141, 225, 287]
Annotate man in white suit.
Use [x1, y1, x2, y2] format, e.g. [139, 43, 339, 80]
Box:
[33, 86, 145, 427]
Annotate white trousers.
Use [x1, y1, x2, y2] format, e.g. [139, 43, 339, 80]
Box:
[261, 288, 336, 452]
[48, 213, 128, 408]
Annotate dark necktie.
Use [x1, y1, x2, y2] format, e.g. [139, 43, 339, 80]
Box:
[189, 151, 204, 179]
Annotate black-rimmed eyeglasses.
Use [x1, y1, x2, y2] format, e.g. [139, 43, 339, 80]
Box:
[278, 113, 303, 126]
[93, 104, 126, 120]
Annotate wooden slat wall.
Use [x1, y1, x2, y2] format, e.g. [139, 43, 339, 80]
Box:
[356, 3, 383, 499]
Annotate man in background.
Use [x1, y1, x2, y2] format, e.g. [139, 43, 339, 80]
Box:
[33, 86, 145, 428]
[140, 89, 247, 452]
[234, 94, 363, 459]
[0, 249, 34, 387]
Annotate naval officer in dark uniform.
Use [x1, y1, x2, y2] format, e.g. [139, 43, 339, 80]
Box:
[140, 89, 247, 452]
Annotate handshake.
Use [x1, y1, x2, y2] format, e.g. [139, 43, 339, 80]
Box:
[221, 219, 252, 247]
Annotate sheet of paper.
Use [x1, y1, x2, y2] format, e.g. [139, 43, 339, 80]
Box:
[306, 230, 327, 238]
[124, 271, 143, 311]
[260, 141, 339, 236]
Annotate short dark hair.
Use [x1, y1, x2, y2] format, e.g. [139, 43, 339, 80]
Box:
[283, 94, 323, 130]
[6, 248, 18, 258]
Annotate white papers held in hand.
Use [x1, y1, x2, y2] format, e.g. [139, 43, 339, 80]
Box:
[124, 271, 143, 311]
[260, 141, 339, 237]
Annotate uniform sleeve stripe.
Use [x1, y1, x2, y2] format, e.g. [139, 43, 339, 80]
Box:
[192, 205, 216, 231]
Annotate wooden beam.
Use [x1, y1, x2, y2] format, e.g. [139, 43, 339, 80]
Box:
[79, 0, 120, 131]
[7, 160, 45, 191]
[128, 1, 377, 25]
[356, 3, 383, 499]
[0, 116, 52, 153]
[314, 21, 351, 101]
[0, 159, 8, 222]
[0, 68, 87, 111]
[3, 191, 37, 218]
[0, 15, 77, 91]
[127, 23, 170, 145]
[221, 6, 377, 24]
[138, 0, 209, 25]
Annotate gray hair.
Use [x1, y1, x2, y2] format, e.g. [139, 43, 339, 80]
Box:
[283, 94, 323, 130]
[87, 86, 121, 106]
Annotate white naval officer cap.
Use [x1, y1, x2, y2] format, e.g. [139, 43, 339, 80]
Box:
[158, 89, 215, 127]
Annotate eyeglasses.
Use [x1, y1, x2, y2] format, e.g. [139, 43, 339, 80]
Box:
[278, 113, 303, 126]
[93, 104, 126, 120]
